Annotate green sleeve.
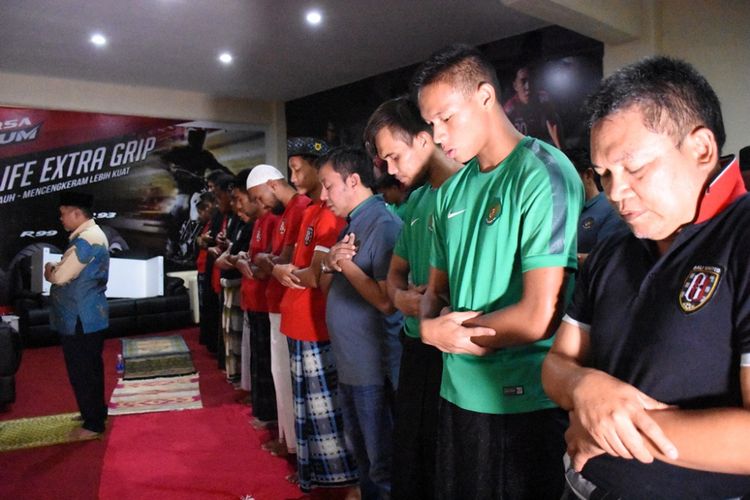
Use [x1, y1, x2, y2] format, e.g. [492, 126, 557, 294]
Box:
[519, 158, 582, 273]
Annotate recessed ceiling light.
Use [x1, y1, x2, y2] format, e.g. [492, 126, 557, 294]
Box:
[306, 10, 322, 25]
[90, 33, 107, 46]
[218, 52, 233, 65]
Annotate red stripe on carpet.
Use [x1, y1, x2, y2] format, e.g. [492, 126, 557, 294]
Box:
[99, 404, 299, 500]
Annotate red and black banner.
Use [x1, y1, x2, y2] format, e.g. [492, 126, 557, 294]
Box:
[0, 106, 264, 304]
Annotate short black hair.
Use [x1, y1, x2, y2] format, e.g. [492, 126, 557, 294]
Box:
[214, 174, 236, 193]
[321, 147, 375, 189]
[234, 168, 252, 191]
[197, 191, 216, 208]
[363, 96, 432, 158]
[565, 147, 592, 174]
[375, 173, 401, 191]
[206, 169, 228, 184]
[586, 56, 726, 152]
[410, 43, 501, 100]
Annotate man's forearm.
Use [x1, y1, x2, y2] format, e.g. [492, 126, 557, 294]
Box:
[542, 350, 595, 410]
[465, 300, 560, 349]
[293, 266, 317, 288]
[386, 270, 409, 306]
[420, 289, 447, 319]
[341, 261, 394, 314]
[47, 248, 86, 285]
[214, 251, 234, 270]
[467, 267, 568, 349]
[646, 407, 750, 474]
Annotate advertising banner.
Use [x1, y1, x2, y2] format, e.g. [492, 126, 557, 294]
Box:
[0, 106, 265, 304]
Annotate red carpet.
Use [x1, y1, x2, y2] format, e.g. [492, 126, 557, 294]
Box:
[0, 327, 304, 500]
[100, 404, 299, 499]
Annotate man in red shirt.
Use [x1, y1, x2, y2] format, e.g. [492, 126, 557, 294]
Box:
[274, 139, 359, 495]
[236, 174, 280, 424]
[246, 162, 310, 453]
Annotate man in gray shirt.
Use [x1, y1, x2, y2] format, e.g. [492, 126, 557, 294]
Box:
[320, 148, 403, 500]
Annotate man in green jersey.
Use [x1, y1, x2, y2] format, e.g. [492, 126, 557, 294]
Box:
[413, 44, 584, 499]
[364, 96, 462, 500]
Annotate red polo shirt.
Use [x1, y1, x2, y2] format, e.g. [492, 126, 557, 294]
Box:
[266, 194, 311, 313]
[280, 200, 345, 341]
[241, 212, 280, 312]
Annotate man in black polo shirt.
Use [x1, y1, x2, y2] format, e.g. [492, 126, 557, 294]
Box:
[542, 56, 750, 499]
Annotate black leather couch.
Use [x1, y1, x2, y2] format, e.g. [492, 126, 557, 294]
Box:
[0, 322, 22, 407]
[16, 287, 193, 348]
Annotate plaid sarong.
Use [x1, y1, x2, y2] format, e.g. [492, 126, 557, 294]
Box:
[288, 338, 359, 492]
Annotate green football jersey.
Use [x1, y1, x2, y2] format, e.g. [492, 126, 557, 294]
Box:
[393, 184, 437, 338]
[431, 136, 584, 414]
[385, 201, 408, 221]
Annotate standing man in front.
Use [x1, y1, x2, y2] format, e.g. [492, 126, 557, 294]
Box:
[542, 56, 750, 499]
[45, 192, 110, 439]
[364, 95, 463, 499]
[413, 44, 583, 499]
[320, 147, 403, 499]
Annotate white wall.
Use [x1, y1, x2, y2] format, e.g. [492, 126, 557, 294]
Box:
[603, 0, 750, 155]
[657, 0, 750, 155]
[0, 71, 287, 170]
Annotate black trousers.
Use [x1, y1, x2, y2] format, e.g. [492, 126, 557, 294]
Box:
[435, 401, 567, 500]
[59, 324, 107, 433]
[391, 333, 443, 500]
[248, 311, 277, 422]
[197, 272, 219, 353]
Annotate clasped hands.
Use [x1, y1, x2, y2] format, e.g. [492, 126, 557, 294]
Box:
[272, 263, 304, 289]
[420, 309, 495, 356]
[323, 232, 358, 272]
[566, 370, 679, 472]
[394, 284, 427, 317]
[235, 251, 254, 279]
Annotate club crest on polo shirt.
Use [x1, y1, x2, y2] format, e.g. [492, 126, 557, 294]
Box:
[485, 198, 501, 225]
[304, 226, 314, 246]
[255, 228, 262, 242]
[581, 217, 594, 230]
[279, 220, 286, 235]
[679, 265, 722, 313]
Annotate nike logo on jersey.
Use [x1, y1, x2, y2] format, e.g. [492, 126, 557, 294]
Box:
[447, 209, 466, 219]
[410, 218, 420, 226]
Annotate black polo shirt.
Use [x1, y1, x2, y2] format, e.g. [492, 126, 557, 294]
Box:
[565, 156, 750, 499]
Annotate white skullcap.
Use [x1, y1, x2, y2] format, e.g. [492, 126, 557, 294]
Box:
[246, 164, 284, 189]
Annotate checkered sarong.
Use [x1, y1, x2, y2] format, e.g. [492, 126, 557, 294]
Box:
[288, 338, 359, 492]
[221, 284, 243, 381]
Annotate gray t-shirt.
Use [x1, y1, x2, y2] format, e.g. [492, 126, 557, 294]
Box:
[326, 195, 403, 386]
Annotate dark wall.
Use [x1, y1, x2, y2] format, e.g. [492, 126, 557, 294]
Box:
[286, 25, 603, 150]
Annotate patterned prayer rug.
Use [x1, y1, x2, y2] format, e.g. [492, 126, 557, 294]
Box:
[108, 374, 202, 416]
[123, 353, 196, 380]
[122, 335, 190, 359]
[0, 412, 100, 452]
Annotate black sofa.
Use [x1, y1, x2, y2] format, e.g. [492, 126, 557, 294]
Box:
[16, 283, 193, 348]
[0, 322, 22, 406]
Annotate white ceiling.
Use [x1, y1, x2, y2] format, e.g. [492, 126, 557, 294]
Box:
[0, 0, 548, 101]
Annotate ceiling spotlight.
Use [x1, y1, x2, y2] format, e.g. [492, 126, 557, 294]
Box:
[306, 10, 322, 25]
[90, 33, 107, 46]
[218, 52, 233, 65]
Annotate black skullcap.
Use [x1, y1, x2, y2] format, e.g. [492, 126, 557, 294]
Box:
[287, 137, 330, 158]
[58, 191, 93, 210]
